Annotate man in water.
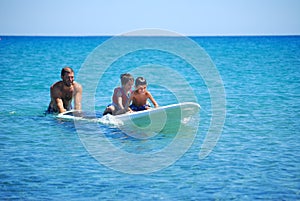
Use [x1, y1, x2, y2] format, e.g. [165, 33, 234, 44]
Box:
[47, 67, 82, 113]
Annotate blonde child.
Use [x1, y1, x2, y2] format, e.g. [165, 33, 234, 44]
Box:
[103, 73, 134, 115]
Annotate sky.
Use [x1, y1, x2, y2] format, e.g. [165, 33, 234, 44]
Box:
[0, 0, 299, 36]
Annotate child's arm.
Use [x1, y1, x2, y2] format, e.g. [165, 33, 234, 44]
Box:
[115, 90, 133, 115]
[115, 89, 124, 110]
[114, 89, 127, 115]
[147, 92, 159, 108]
[124, 92, 134, 113]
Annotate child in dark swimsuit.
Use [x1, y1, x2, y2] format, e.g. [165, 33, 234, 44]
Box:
[128, 77, 159, 112]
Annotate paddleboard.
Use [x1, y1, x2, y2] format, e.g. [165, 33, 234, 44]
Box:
[56, 110, 95, 121]
[114, 102, 200, 137]
[56, 102, 200, 136]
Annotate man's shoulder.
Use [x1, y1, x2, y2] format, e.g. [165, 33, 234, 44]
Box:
[73, 82, 82, 93]
[51, 81, 63, 89]
[73, 81, 82, 88]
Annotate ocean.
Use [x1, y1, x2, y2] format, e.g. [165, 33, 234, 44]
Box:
[0, 35, 299, 200]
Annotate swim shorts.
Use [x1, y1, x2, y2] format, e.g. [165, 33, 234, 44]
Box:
[129, 104, 150, 111]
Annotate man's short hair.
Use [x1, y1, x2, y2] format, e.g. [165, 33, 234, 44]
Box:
[61, 67, 74, 77]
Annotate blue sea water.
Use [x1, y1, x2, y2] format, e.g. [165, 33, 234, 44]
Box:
[0, 35, 299, 200]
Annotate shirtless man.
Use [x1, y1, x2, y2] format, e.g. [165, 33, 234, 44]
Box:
[47, 67, 82, 113]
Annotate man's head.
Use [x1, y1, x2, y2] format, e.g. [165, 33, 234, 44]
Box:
[61, 67, 74, 87]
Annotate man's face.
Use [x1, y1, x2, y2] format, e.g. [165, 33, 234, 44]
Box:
[62, 72, 74, 87]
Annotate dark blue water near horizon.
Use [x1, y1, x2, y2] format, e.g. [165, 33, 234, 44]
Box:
[0, 35, 299, 200]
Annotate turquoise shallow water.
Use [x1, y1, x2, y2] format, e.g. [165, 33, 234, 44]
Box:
[0, 36, 299, 200]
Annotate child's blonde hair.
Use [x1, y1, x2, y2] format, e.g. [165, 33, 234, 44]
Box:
[120, 73, 134, 86]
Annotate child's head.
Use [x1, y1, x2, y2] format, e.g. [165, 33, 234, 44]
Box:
[135, 77, 147, 87]
[120, 73, 134, 85]
[135, 77, 147, 93]
[120, 73, 134, 91]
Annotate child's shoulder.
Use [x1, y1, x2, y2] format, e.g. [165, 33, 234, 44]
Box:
[113, 87, 123, 96]
[113, 87, 122, 92]
[145, 90, 152, 96]
[130, 90, 138, 97]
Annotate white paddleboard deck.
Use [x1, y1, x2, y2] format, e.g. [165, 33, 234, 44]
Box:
[57, 102, 200, 135]
[115, 102, 199, 121]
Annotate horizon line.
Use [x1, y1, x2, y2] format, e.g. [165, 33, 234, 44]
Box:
[1, 33, 300, 37]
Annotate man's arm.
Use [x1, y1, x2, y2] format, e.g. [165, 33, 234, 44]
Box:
[50, 85, 66, 113]
[73, 83, 82, 110]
